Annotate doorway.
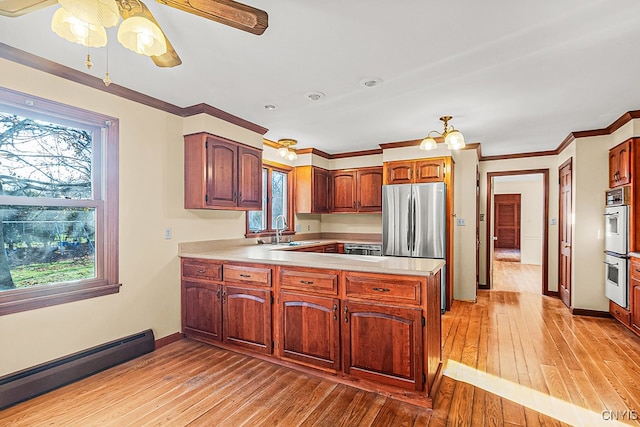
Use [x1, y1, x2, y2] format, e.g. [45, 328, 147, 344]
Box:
[485, 170, 550, 294]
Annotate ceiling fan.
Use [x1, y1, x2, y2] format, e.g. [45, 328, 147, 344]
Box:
[0, 0, 268, 68]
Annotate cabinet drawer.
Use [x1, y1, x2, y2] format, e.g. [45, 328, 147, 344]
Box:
[224, 264, 272, 287]
[279, 267, 339, 295]
[630, 258, 640, 281]
[610, 300, 631, 327]
[345, 272, 422, 306]
[182, 259, 223, 281]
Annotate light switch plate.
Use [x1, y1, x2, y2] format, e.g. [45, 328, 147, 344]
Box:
[164, 227, 172, 240]
[456, 218, 466, 226]
[550, 218, 557, 225]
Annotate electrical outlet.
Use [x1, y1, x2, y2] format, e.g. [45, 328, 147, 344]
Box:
[164, 227, 172, 240]
[550, 218, 557, 225]
[456, 218, 466, 226]
[307, 225, 311, 231]
[295, 224, 301, 232]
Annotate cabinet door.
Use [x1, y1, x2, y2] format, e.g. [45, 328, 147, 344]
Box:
[609, 149, 619, 188]
[223, 286, 272, 354]
[632, 280, 640, 334]
[342, 301, 423, 391]
[312, 168, 331, 213]
[386, 161, 414, 184]
[415, 158, 445, 183]
[616, 142, 631, 186]
[357, 168, 383, 212]
[279, 292, 340, 371]
[237, 146, 262, 209]
[182, 281, 222, 341]
[206, 138, 237, 207]
[332, 170, 357, 212]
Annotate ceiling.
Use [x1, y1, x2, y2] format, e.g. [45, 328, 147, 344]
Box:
[2, 0, 640, 156]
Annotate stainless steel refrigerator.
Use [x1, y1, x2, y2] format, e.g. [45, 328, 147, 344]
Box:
[382, 182, 446, 312]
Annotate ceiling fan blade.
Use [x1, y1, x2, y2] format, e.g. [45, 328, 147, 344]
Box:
[0, 0, 56, 17]
[156, 0, 268, 35]
[118, 0, 182, 67]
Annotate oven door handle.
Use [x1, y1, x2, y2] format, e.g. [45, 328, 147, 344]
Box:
[603, 213, 617, 216]
[603, 261, 617, 267]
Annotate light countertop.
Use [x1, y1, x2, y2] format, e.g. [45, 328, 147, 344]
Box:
[178, 239, 444, 277]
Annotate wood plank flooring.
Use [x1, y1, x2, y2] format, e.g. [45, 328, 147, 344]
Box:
[2, 292, 640, 425]
[492, 259, 542, 294]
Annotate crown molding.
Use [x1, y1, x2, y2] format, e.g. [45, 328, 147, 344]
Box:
[0, 43, 268, 135]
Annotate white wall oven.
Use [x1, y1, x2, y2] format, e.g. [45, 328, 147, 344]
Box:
[604, 186, 630, 308]
[604, 252, 628, 308]
[604, 204, 628, 254]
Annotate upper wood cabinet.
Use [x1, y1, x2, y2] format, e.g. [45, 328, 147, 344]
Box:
[295, 166, 331, 213]
[609, 140, 632, 188]
[332, 167, 383, 213]
[184, 133, 262, 210]
[384, 158, 447, 185]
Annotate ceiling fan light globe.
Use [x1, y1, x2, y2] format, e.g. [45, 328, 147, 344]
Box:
[419, 137, 437, 150]
[58, 0, 119, 28]
[117, 16, 167, 56]
[445, 130, 465, 150]
[51, 7, 107, 47]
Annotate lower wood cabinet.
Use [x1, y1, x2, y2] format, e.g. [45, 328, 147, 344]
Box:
[279, 292, 340, 371]
[342, 300, 423, 391]
[181, 257, 442, 408]
[632, 282, 640, 333]
[223, 286, 272, 354]
[182, 281, 222, 342]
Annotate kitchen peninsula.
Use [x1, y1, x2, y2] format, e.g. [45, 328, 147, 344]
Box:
[179, 239, 444, 408]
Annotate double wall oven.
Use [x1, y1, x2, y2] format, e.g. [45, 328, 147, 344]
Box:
[604, 186, 630, 308]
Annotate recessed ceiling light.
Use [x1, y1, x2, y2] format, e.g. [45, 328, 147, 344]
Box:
[264, 104, 276, 110]
[304, 91, 325, 101]
[360, 77, 383, 88]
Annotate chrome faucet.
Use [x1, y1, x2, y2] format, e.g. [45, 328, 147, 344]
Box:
[274, 214, 288, 244]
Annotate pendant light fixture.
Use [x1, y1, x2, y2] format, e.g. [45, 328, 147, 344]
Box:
[420, 116, 466, 151]
[277, 139, 298, 161]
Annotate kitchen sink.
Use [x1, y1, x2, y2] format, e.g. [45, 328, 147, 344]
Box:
[287, 241, 320, 246]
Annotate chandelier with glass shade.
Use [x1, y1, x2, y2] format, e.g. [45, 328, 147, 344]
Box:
[277, 139, 298, 161]
[419, 116, 466, 151]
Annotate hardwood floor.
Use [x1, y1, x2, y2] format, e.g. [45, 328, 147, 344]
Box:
[492, 258, 542, 294]
[494, 249, 521, 263]
[2, 292, 640, 426]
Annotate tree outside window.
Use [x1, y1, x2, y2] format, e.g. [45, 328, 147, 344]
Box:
[0, 87, 119, 315]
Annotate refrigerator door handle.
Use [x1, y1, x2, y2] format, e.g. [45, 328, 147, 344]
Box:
[412, 196, 417, 253]
[407, 193, 412, 252]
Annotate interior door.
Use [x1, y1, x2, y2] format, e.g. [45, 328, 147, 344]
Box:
[559, 159, 572, 308]
[494, 194, 521, 249]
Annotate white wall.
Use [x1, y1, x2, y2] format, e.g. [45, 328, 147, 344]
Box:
[493, 177, 544, 265]
[0, 59, 258, 375]
[451, 148, 480, 302]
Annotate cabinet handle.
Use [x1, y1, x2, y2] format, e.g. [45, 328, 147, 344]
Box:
[239, 274, 251, 278]
[299, 280, 314, 285]
[222, 290, 226, 304]
[353, 201, 356, 208]
[238, 192, 242, 201]
[635, 269, 640, 273]
[216, 287, 221, 300]
[233, 191, 237, 201]
[196, 269, 206, 274]
[333, 304, 338, 321]
[372, 287, 391, 292]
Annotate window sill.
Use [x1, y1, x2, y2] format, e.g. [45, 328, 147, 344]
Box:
[245, 230, 296, 239]
[0, 280, 121, 316]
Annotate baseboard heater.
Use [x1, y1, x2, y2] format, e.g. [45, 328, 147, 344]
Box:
[0, 329, 155, 410]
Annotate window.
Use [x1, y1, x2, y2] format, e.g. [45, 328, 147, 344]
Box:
[0, 87, 119, 315]
[247, 161, 294, 236]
